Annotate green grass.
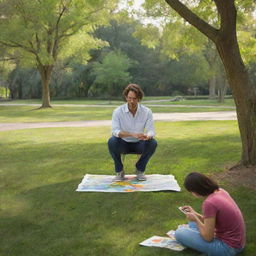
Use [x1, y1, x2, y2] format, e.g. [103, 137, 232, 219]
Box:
[0, 103, 234, 123]
[1, 98, 235, 106]
[0, 106, 115, 123]
[0, 121, 255, 256]
[145, 98, 235, 106]
[0, 99, 123, 105]
[149, 106, 233, 112]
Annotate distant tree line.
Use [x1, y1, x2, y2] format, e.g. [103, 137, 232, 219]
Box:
[2, 19, 238, 101]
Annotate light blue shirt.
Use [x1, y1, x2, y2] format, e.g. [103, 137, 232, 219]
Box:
[111, 103, 156, 142]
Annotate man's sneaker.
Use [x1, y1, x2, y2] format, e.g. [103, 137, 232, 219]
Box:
[114, 170, 125, 181]
[136, 170, 147, 181]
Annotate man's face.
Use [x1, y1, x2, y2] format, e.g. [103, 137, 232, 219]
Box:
[126, 90, 139, 110]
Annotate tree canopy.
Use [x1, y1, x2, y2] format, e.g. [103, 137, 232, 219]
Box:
[0, 0, 118, 107]
[92, 50, 133, 98]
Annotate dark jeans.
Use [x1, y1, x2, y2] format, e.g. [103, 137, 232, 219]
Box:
[108, 136, 157, 173]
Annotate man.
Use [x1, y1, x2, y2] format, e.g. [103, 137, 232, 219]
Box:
[108, 83, 157, 181]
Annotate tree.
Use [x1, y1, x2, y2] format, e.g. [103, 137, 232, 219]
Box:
[93, 18, 209, 96]
[158, 0, 256, 166]
[0, 47, 16, 99]
[92, 50, 133, 100]
[93, 19, 165, 95]
[0, 0, 117, 108]
[134, 6, 230, 100]
[69, 63, 95, 97]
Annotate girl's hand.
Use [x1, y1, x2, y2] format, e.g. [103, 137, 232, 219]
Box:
[180, 205, 194, 214]
[185, 212, 197, 221]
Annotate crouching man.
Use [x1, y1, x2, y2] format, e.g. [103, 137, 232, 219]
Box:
[108, 83, 157, 181]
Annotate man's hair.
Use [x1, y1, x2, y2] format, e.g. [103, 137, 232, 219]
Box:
[122, 84, 144, 101]
[184, 172, 219, 196]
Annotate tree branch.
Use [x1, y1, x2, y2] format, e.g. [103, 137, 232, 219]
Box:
[0, 40, 39, 58]
[56, 4, 67, 30]
[35, 33, 41, 52]
[213, 0, 237, 35]
[0, 57, 17, 61]
[58, 21, 90, 39]
[51, 4, 68, 60]
[164, 0, 219, 42]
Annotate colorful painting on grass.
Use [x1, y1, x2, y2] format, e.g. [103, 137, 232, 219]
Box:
[76, 174, 181, 192]
[140, 234, 185, 251]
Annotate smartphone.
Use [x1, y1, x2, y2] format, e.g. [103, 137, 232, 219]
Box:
[178, 206, 189, 214]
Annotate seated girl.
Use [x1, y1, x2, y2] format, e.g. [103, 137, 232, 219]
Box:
[175, 172, 245, 256]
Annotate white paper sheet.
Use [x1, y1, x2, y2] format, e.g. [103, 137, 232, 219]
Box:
[76, 174, 181, 192]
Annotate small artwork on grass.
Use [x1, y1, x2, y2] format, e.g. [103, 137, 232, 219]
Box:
[140, 235, 185, 251]
[76, 174, 181, 192]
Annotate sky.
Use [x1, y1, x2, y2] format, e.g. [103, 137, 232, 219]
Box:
[118, 0, 164, 27]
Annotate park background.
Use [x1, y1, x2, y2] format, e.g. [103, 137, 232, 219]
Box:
[0, 0, 256, 256]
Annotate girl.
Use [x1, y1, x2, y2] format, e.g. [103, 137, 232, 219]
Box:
[175, 172, 245, 256]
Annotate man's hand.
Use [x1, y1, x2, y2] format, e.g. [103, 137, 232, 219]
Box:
[119, 131, 152, 140]
[134, 133, 152, 140]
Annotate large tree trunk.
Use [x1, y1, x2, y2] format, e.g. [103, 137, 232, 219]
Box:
[38, 65, 53, 108]
[211, 1, 256, 166]
[233, 81, 256, 166]
[216, 38, 256, 166]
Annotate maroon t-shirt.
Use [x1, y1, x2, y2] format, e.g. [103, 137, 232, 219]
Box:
[202, 189, 245, 249]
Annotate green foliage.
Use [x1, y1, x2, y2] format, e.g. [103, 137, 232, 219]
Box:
[8, 67, 41, 99]
[0, 0, 118, 66]
[91, 50, 133, 97]
[59, 29, 109, 65]
[0, 86, 9, 98]
[0, 0, 119, 106]
[169, 54, 209, 87]
[142, 0, 256, 64]
[237, 31, 256, 64]
[133, 24, 161, 49]
[161, 23, 206, 59]
[92, 19, 211, 96]
[5, 17, 223, 99]
[132, 1, 218, 96]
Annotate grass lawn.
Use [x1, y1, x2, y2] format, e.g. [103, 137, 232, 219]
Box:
[146, 98, 235, 107]
[0, 106, 115, 123]
[1, 98, 235, 106]
[0, 104, 234, 123]
[0, 121, 255, 256]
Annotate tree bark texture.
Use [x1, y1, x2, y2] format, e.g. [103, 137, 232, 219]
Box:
[165, 0, 256, 166]
[38, 65, 53, 108]
[217, 41, 256, 166]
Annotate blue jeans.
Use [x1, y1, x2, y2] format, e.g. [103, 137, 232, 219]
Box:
[108, 136, 157, 173]
[174, 222, 244, 256]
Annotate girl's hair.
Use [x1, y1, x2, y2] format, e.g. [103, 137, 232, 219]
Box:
[122, 84, 144, 101]
[184, 172, 219, 196]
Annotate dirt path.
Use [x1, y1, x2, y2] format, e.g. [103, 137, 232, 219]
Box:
[0, 111, 237, 131]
